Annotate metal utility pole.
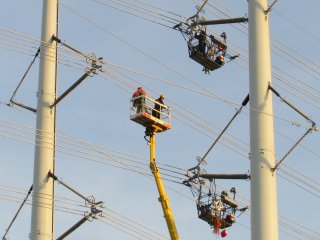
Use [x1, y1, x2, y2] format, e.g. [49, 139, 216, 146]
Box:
[30, 0, 58, 239]
[248, 0, 278, 240]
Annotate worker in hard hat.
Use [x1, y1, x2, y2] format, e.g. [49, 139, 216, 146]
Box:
[215, 55, 225, 66]
[152, 94, 165, 119]
[132, 87, 147, 113]
[195, 30, 207, 56]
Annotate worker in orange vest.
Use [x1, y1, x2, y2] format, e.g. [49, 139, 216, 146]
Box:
[132, 87, 147, 113]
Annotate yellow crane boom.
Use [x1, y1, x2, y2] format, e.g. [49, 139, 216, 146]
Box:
[149, 130, 179, 240]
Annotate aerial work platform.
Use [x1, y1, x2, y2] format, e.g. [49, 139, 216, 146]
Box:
[188, 47, 222, 71]
[130, 94, 179, 239]
[198, 203, 234, 229]
[187, 34, 227, 71]
[130, 95, 171, 133]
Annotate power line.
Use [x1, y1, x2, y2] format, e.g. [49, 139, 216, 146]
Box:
[1, 114, 319, 203]
[0, 183, 170, 240]
[1, 16, 318, 133]
[58, 2, 320, 132]
[1, 2, 318, 238]
[200, 0, 320, 102]
[2, 44, 320, 199]
[99, 211, 168, 240]
[1, 37, 318, 202]
[90, 0, 183, 24]
[97, 218, 149, 240]
[274, 9, 320, 43]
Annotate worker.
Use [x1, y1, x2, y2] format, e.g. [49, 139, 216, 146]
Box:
[215, 46, 224, 55]
[215, 55, 225, 66]
[220, 32, 227, 42]
[208, 45, 215, 60]
[225, 214, 235, 224]
[195, 30, 207, 56]
[203, 45, 216, 74]
[152, 94, 165, 119]
[132, 87, 146, 113]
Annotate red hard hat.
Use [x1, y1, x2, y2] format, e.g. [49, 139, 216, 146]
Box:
[221, 229, 228, 238]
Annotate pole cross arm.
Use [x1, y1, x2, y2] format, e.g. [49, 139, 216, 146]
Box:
[52, 35, 104, 67]
[9, 47, 40, 105]
[50, 68, 95, 108]
[52, 35, 86, 57]
[269, 85, 315, 125]
[48, 171, 103, 207]
[268, 85, 317, 171]
[2, 185, 33, 240]
[51, 171, 103, 240]
[199, 173, 250, 180]
[56, 212, 97, 240]
[193, 17, 248, 26]
[56, 215, 88, 240]
[201, 94, 249, 163]
[10, 100, 37, 113]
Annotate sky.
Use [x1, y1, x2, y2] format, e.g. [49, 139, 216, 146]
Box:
[1, 0, 320, 239]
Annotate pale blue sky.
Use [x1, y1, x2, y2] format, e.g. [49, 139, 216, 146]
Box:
[1, 0, 320, 239]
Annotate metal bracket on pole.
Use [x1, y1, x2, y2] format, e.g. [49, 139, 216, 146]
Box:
[2, 185, 33, 240]
[48, 171, 103, 239]
[192, 17, 248, 27]
[50, 35, 102, 108]
[50, 35, 104, 109]
[56, 208, 100, 240]
[268, 85, 316, 171]
[199, 173, 250, 180]
[48, 171, 103, 207]
[52, 35, 85, 57]
[50, 68, 95, 108]
[52, 35, 104, 67]
[269, 85, 316, 127]
[9, 100, 37, 113]
[10, 48, 40, 103]
[185, 171, 250, 184]
[272, 127, 313, 172]
[56, 214, 91, 240]
[200, 94, 249, 163]
[8, 48, 40, 114]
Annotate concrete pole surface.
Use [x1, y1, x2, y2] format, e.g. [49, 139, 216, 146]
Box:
[248, 0, 279, 239]
[30, 0, 58, 239]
